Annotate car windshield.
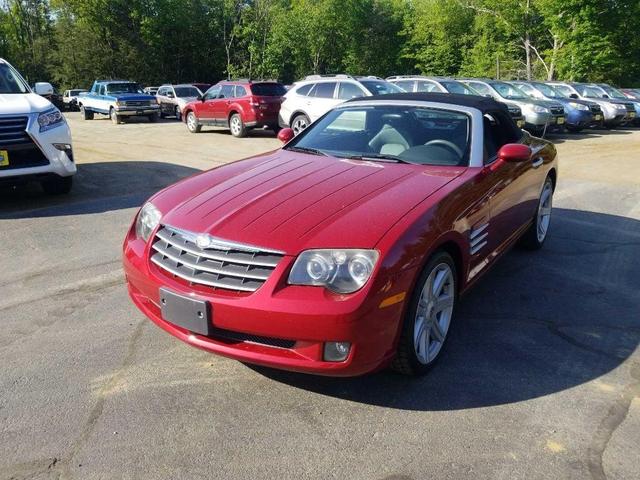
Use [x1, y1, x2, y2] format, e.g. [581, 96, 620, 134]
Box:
[0, 63, 29, 94]
[581, 85, 607, 98]
[286, 105, 470, 166]
[600, 86, 627, 99]
[106, 83, 144, 94]
[440, 81, 477, 95]
[491, 82, 527, 99]
[360, 80, 404, 96]
[533, 83, 560, 98]
[551, 84, 574, 98]
[250, 83, 287, 96]
[175, 86, 201, 98]
[70, 89, 85, 95]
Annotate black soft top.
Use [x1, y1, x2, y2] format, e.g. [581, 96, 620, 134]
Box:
[347, 92, 508, 114]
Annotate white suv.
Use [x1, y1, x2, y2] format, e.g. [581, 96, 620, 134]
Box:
[0, 59, 75, 194]
[278, 75, 403, 134]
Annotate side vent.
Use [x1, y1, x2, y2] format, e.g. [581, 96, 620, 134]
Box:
[470, 223, 489, 255]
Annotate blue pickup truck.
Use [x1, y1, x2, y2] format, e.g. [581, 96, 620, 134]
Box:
[78, 80, 160, 124]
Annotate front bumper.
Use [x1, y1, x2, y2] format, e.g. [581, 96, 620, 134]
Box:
[115, 106, 160, 116]
[123, 230, 412, 376]
[566, 109, 595, 128]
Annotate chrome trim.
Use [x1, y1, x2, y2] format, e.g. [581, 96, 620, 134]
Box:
[470, 240, 487, 255]
[470, 223, 489, 255]
[470, 222, 489, 239]
[163, 225, 284, 255]
[470, 232, 488, 247]
[532, 157, 543, 168]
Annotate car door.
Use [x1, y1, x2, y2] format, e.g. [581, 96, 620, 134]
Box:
[197, 85, 221, 123]
[213, 84, 236, 124]
[156, 87, 168, 114]
[336, 82, 367, 101]
[307, 82, 339, 121]
[482, 110, 542, 251]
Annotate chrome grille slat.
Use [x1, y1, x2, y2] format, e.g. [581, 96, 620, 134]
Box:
[155, 227, 281, 267]
[0, 116, 29, 146]
[151, 226, 283, 292]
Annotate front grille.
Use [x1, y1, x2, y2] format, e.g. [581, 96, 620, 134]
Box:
[508, 107, 522, 117]
[151, 225, 284, 292]
[550, 106, 565, 115]
[208, 326, 295, 349]
[0, 116, 30, 146]
[624, 103, 634, 112]
[0, 144, 49, 170]
[125, 100, 151, 107]
[590, 105, 602, 113]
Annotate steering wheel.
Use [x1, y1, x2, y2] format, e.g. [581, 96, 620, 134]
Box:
[424, 140, 464, 159]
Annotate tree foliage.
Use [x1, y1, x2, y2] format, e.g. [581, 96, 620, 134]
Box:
[0, 0, 637, 89]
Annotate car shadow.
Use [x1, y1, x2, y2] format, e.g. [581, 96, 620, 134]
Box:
[0, 161, 201, 219]
[548, 127, 634, 144]
[250, 208, 640, 411]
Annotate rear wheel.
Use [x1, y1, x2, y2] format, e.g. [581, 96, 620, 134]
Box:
[291, 113, 310, 135]
[229, 113, 247, 137]
[186, 111, 201, 133]
[42, 176, 73, 195]
[80, 105, 93, 120]
[391, 251, 457, 376]
[520, 176, 554, 250]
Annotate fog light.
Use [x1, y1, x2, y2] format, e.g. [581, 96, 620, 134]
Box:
[323, 342, 351, 362]
[53, 143, 73, 162]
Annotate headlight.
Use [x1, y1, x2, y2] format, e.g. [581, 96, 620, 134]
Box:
[135, 202, 162, 242]
[531, 105, 549, 113]
[569, 102, 589, 111]
[37, 108, 65, 132]
[116, 100, 126, 107]
[615, 103, 626, 110]
[288, 249, 379, 293]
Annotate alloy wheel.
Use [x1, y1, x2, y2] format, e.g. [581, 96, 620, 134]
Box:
[230, 116, 242, 136]
[537, 181, 553, 242]
[292, 116, 309, 135]
[413, 262, 455, 365]
[187, 112, 197, 132]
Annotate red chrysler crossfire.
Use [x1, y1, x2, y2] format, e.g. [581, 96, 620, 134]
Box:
[123, 92, 558, 377]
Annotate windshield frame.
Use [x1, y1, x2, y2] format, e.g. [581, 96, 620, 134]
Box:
[359, 80, 405, 96]
[105, 82, 144, 95]
[284, 100, 486, 168]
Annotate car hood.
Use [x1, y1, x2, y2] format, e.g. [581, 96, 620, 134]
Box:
[154, 151, 464, 254]
[177, 97, 198, 106]
[0, 93, 52, 114]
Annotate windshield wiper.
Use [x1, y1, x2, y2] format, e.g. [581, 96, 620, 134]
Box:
[286, 146, 328, 156]
[346, 153, 413, 164]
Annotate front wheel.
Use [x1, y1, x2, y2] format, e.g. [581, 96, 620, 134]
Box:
[291, 114, 310, 135]
[229, 113, 247, 138]
[391, 251, 457, 376]
[110, 108, 120, 125]
[186, 111, 201, 133]
[520, 176, 554, 250]
[80, 105, 93, 120]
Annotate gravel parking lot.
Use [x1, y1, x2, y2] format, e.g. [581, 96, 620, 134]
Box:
[1, 113, 639, 480]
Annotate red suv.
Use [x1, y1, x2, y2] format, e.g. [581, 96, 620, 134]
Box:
[183, 80, 286, 137]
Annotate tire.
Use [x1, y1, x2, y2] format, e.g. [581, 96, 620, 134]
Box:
[80, 105, 93, 120]
[148, 112, 159, 123]
[391, 251, 457, 376]
[186, 111, 201, 133]
[229, 113, 247, 138]
[110, 108, 120, 125]
[291, 113, 310, 135]
[42, 176, 73, 195]
[520, 176, 554, 250]
[175, 106, 182, 121]
[159, 108, 165, 119]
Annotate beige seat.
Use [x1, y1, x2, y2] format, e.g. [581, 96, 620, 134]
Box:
[368, 125, 410, 155]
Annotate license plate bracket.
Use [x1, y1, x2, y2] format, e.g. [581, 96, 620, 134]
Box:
[159, 288, 211, 336]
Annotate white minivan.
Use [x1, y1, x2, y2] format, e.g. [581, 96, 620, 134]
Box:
[0, 58, 75, 194]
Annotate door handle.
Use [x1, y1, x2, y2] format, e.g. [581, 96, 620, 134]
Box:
[532, 157, 543, 168]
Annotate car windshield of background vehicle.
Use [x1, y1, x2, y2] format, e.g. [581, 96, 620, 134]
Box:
[492, 82, 527, 100]
[286, 105, 470, 166]
[107, 83, 144, 94]
[441, 81, 476, 95]
[581, 86, 607, 98]
[251, 83, 287, 96]
[602, 86, 627, 99]
[552, 84, 574, 98]
[0, 63, 29, 93]
[174, 87, 200, 98]
[360, 80, 404, 96]
[534, 83, 561, 98]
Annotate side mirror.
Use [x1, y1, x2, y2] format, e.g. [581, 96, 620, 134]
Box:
[498, 143, 532, 163]
[34, 82, 54, 96]
[277, 128, 295, 143]
[602, 94, 609, 99]
[569, 93, 579, 99]
[167, 92, 175, 98]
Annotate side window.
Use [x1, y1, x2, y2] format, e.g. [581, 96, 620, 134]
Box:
[296, 83, 313, 96]
[337, 82, 365, 100]
[470, 82, 492, 96]
[416, 81, 440, 93]
[234, 85, 247, 97]
[313, 82, 337, 98]
[99, 85, 106, 96]
[158, 87, 167, 96]
[395, 80, 415, 92]
[219, 85, 235, 99]
[518, 84, 536, 96]
[483, 111, 519, 164]
[204, 86, 221, 100]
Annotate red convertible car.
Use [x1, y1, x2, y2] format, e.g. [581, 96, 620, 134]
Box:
[123, 93, 557, 377]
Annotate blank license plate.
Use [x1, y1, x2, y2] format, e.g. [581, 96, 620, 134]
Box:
[595, 115, 602, 121]
[0, 150, 8, 167]
[159, 288, 211, 335]
[556, 117, 565, 124]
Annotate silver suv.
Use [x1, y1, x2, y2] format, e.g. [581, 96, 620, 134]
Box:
[387, 76, 525, 128]
[461, 79, 566, 135]
[278, 75, 403, 134]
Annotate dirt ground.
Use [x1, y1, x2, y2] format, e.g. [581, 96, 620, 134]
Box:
[0, 112, 638, 480]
